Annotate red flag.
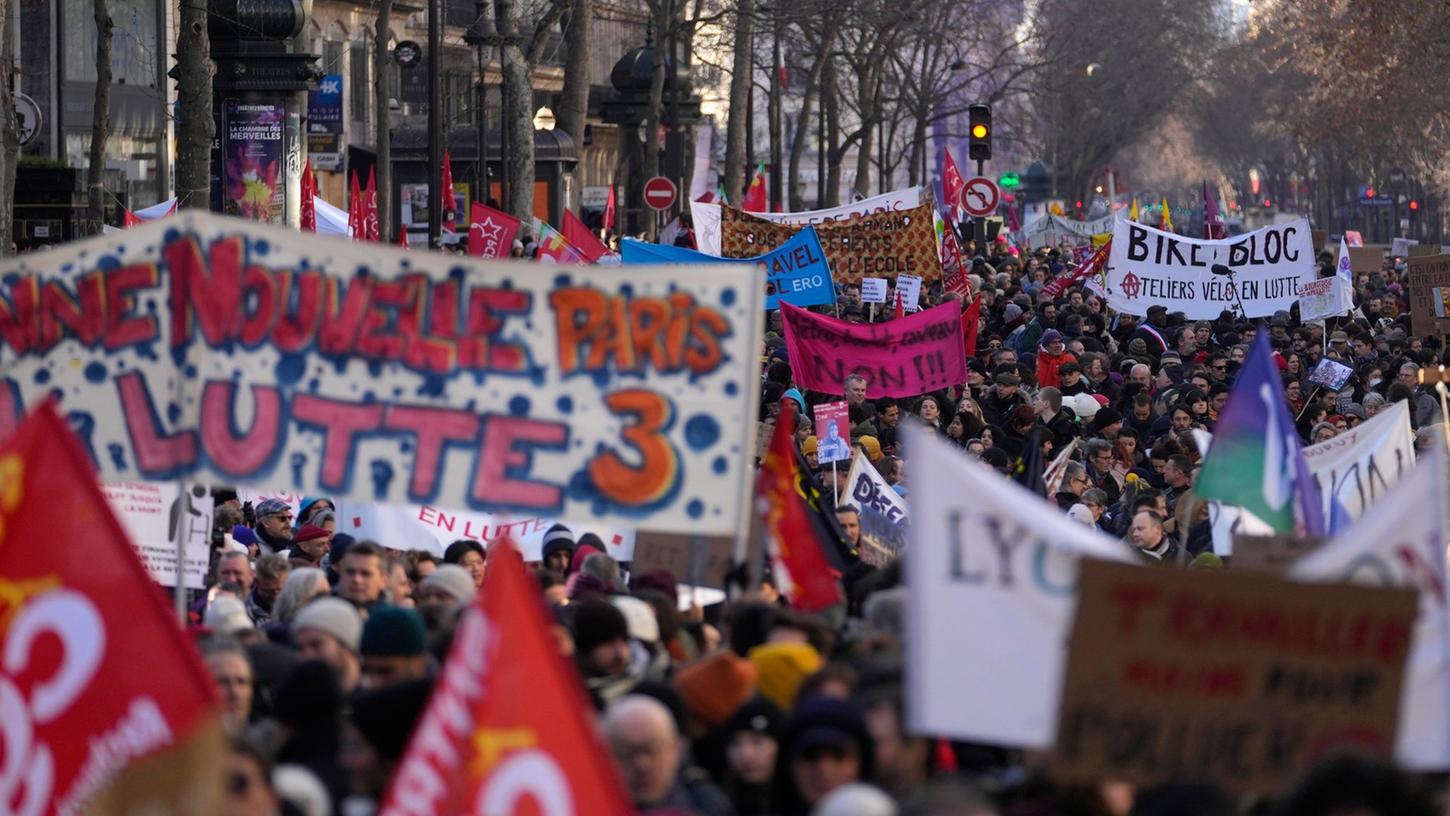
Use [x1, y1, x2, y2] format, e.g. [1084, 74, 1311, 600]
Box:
[603, 185, 616, 233]
[364, 167, 381, 242]
[1040, 238, 1112, 300]
[894, 285, 905, 320]
[562, 209, 610, 262]
[379, 539, 633, 815]
[962, 294, 982, 358]
[441, 151, 456, 231]
[940, 219, 972, 296]
[349, 171, 363, 240]
[941, 147, 966, 212]
[757, 402, 843, 612]
[742, 165, 767, 212]
[122, 209, 142, 228]
[0, 403, 223, 813]
[397, 227, 410, 249]
[300, 159, 317, 232]
[467, 201, 522, 258]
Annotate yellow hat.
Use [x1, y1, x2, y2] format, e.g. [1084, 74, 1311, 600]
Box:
[802, 436, 818, 455]
[857, 435, 882, 463]
[748, 642, 823, 711]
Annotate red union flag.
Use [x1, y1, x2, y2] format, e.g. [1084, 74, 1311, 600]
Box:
[757, 402, 844, 612]
[0, 403, 221, 815]
[941, 147, 966, 212]
[379, 538, 632, 815]
[467, 202, 522, 259]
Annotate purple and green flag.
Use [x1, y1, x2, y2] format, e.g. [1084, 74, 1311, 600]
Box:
[1196, 332, 1324, 535]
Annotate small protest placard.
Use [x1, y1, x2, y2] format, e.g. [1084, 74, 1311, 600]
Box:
[628, 532, 734, 590]
[1232, 533, 1326, 573]
[1392, 237, 1420, 259]
[814, 401, 852, 464]
[1407, 254, 1450, 337]
[1307, 358, 1354, 391]
[1344, 230, 1364, 247]
[860, 277, 888, 304]
[895, 274, 923, 312]
[1053, 559, 1415, 794]
[1348, 246, 1383, 274]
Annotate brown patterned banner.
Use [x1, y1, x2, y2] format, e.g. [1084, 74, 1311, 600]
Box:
[720, 203, 943, 286]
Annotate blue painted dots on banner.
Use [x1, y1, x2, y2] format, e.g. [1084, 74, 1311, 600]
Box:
[84, 362, 108, 384]
[721, 288, 737, 307]
[252, 240, 271, 256]
[684, 415, 720, 450]
[276, 353, 306, 384]
[554, 274, 572, 288]
[713, 456, 728, 474]
[33, 369, 49, 385]
[556, 395, 574, 414]
[686, 499, 704, 518]
[724, 382, 739, 397]
[509, 395, 531, 416]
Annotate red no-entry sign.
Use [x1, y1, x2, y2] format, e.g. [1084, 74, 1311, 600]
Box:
[643, 176, 678, 211]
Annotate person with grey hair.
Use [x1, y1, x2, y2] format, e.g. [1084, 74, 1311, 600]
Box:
[250, 553, 290, 625]
[200, 636, 254, 734]
[1054, 460, 1090, 509]
[271, 567, 331, 626]
[604, 695, 731, 815]
[582, 551, 626, 593]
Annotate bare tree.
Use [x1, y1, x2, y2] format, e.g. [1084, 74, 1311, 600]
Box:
[374, 0, 394, 240]
[498, 0, 568, 225]
[786, 16, 837, 209]
[0, 0, 17, 253]
[557, 0, 591, 150]
[87, 0, 113, 234]
[174, 0, 214, 210]
[722, 0, 754, 204]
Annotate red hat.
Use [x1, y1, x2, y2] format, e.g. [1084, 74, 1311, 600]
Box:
[294, 524, 331, 543]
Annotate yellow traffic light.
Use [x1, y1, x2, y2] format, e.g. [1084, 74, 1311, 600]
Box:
[971, 123, 989, 139]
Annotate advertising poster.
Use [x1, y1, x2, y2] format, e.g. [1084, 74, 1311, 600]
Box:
[224, 100, 285, 223]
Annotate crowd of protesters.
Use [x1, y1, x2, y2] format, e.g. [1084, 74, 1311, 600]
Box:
[200, 230, 1450, 816]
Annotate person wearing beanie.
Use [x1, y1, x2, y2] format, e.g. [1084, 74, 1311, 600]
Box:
[771, 696, 875, 816]
[296, 496, 334, 528]
[274, 660, 350, 807]
[572, 598, 634, 704]
[856, 435, 883, 465]
[341, 677, 435, 806]
[292, 597, 363, 693]
[675, 650, 759, 731]
[719, 695, 784, 814]
[748, 642, 823, 712]
[251, 498, 295, 555]
[358, 605, 429, 691]
[1035, 329, 1075, 389]
[801, 436, 820, 470]
[541, 523, 576, 574]
[289, 524, 332, 569]
[204, 595, 254, 638]
[1092, 406, 1124, 439]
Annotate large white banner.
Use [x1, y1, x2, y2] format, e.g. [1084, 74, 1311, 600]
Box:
[904, 426, 1133, 748]
[1011, 214, 1114, 250]
[0, 212, 763, 536]
[1289, 446, 1450, 770]
[691, 187, 923, 256]
[1199, 401, 1415, 555]
[1106, 217, 1316, 319]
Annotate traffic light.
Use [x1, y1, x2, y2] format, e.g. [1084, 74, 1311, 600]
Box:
[1410, 200, 1420, 212]
[1262, 199, 1272, 208]
[967, 104, 992, 161]
[998, 171, 1020, 189]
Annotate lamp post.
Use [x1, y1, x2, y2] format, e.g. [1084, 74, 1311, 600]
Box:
[427, 0, 444, 248]
[464, 2, 494, 212]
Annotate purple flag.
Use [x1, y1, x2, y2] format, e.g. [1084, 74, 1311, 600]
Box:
[1203, 180, 1228, 240]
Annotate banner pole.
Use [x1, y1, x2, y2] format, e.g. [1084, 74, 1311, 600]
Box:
[832, 459, 839, 506]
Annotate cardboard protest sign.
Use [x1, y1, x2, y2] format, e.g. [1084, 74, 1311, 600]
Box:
[1406, 254, 1450, 337]
[1311, 228, 1326, 252]
[619, 228, 835, 310]
[814, 401, 852, 464]
[1410, 243, 1441, 257]
[628, 532, 734, 591]
[842, 448, 908, 566]
[0, 212, 764, 536]
[1348, 246, 1383, 274]
[102, 481, 214, 589]
[904, 426, 1133, 748]
[781, 301, 966, 398]
[721, 203, 943, 286]
[1290, 445, 1450, 769]
[1105, 217, 1316, 319]
[895, 274, 923, 312]
[1230, 533, 1325, 573]
[1054, 559, 1416, 793]
[1306, 357, 1354, 391]
[691, 187, 924, 256]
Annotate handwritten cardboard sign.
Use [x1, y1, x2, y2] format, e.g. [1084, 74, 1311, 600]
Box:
[1348, 246, 1383, 274]
[628, 531, 734, 589]
[1407, 254, 1450, 337]
[0, 212, 764, 536]
[1231, 533, 1326, 574]
[1054, 559, 1415, 794]
[720, 203, 943, 286]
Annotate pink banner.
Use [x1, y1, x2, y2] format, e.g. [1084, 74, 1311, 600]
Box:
[781, 301, 967, 398]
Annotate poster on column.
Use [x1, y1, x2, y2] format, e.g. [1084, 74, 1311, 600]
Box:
[1105, 217, 1317, 319]
[223, 100, 285, 223]
[691, 187, 924, 256]
[781, 301, 966, 397]
[0, 212, 765, 536]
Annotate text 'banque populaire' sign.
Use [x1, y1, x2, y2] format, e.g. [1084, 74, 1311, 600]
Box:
[0, 212, 764, 535]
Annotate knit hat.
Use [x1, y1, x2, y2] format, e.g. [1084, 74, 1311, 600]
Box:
[254, 498, 292, 519]
[541, 523, 575, 563]
[814, 784, 898, 816]
[1071, 393, 1101, 420]
[748, 642, 823, 711]
[1066, 503, 1095, 525]
[1003, 303, 1023, 322]
[611, 595, 660, 643]
[350, 678, 434, 760]
[274, 660, 344, 728]
[421, 564, 475, 604]
[629, 568, 679, 606]
[292, 597, 362, 653]
[231, 525, 259, 548]
[1092, 407, 1123, 431]
[1040, 329, 1063, 347]
[781, 387, 807, 414]
[721, 695, 784, 742]
[294, 524, 330, 544]
[570, 539, 604, 574]
[360, 606, 427, 657]
[781, 697, 873, 770]
[204, 596, 253, 636]
[571, 598, 629, 653]
[674, 651, 759, 727]
[802, 436, 819, 455]
[857, 435, 883, 463]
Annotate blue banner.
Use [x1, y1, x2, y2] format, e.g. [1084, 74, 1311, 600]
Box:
[307, 74, 344, 167]
[621, 226, 835, 310]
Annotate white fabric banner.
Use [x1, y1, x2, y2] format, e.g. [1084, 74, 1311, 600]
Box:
[904, 426, 1133, 748]
[1010, 214, 1114, 250]
[691, 187, 924, 256]
[1289, 445, 1450, 770]
[1106, 216, 1317, 319]
[842, 449, 908, 522]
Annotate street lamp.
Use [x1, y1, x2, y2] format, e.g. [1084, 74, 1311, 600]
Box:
[463, 1, 495, 213]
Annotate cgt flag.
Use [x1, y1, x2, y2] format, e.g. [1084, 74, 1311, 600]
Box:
[0, 403, 222, 814]
[380, 538, 633, 815]
[757, 402, 845, 611]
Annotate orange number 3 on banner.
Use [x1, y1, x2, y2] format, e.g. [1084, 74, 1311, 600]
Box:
[589, 390, 678, 507]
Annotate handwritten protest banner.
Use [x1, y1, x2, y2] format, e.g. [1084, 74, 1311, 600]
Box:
[1011, 214, 1115, 250]
[781, 301, 966, 398]
[1296, 277, 1351, 321]
[0, 212, 764, 536]
[691, 187, 924, 256]
[1407, 254, 1450, 337]
[904, 427, 1132, 748]
[1106, 217, 1316, 319]
[1054, 559, 1416, 793]
[619, 227, 835, 310]
[721, 203, 943, 286]
[842, 449, 907, 566]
